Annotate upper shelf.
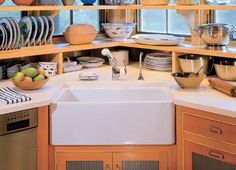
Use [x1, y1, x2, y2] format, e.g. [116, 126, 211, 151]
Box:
[1, 4, 236, 11]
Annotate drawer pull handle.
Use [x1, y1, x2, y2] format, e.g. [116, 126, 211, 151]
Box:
[106, 164, 110, 170]
[209, 127, 222, 134]
[209, 151, 224, 160]
[115, 164, 120, 170]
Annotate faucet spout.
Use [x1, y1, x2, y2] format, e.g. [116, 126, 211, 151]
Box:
[101, 48, 127, 80]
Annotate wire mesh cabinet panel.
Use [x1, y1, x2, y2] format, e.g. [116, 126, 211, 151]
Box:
[57, 152, 112, 170]
[184, 141, 236, 170]
[113, 152, 168, 170]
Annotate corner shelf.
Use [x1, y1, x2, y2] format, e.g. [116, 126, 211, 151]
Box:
[0, 5, 236, 11]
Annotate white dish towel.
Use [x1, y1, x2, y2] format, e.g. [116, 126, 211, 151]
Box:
[0, 87, 31, 104]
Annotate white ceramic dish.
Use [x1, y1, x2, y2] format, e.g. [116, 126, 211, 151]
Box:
[0, 25, 6, 50]
[39, 62, 57, 77]
[79, 72, 99, 81]
[9, 17, 20, 49]
[0, 18, 13, 50]
[80, 61, 104, 68]
[46, 16, 54, 44]
[40, 16, 49, 45]
[102, 23, 136, 41]
[64, 64, 83, 73]
[29, 17, 38, 46]
[19, 17, 32, 47]
[77, 56, 105, 63]
[6, 18, 16, 50]
[132, 34, 185, 46]
[35, 16, 45, 45]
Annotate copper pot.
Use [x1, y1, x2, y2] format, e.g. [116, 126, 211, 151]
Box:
[13, 0, 33, 5]
[0, 0, 5, 5]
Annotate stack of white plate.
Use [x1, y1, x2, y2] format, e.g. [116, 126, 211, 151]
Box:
[77, 56, 105, 68]
[144, 53, 172, 71]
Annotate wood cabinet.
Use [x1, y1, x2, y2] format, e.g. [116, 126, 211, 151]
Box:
[176, 105, 236, 170]
[49, 146, 176, 170]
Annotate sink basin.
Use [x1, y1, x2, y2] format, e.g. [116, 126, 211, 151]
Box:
[50, 87, 175, 145]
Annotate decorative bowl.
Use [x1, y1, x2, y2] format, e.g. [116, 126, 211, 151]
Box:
[102, 23, 136, 41]
[12, 78, 49, 90]
[105, 0, 135, 5]
[81, 0, 96, 5]
[171, 72, 206, 88]
[13, 0, 33, 5]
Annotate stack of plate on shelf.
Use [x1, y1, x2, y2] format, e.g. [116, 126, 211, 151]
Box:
[132, 34, 185, 46]
[77, 56, 105, 68]
[144, 53, 172, 71]
[19, 16, 54, 47]
[0, 17, 20, 51]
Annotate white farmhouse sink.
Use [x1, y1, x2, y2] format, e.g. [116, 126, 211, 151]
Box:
[50, 86, 175, 145]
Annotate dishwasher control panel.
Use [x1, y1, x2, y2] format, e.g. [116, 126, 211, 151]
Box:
[0, 108, 38, 136]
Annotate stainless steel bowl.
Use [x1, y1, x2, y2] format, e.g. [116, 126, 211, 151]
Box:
[214, 59, 236, 81]
[198, 23, 236, 50]
[105, 0, 135, 5]
[179, 55, 209, 74]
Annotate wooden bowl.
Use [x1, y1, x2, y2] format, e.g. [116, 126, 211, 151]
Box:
[11, 79, 49, 90]
[172, 72, 206, 88]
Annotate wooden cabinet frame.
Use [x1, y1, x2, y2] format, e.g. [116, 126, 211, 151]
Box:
[176, 105, 236, 170]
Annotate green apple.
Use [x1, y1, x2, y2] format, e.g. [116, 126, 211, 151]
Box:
[23, 68, 38, 78]
[13, 72, 25, 82]
[34, 74, 45, 82]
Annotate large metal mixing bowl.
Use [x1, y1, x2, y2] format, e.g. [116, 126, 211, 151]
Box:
[214, 58, 236, 81]
[198, 23, 236, 50]
[179, 54, 209, 74]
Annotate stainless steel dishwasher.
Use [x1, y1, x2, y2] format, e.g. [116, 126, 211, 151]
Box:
[0, 108, 38, 170]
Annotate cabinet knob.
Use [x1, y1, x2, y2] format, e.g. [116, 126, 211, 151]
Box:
[115, 164, 120, 170]
[209, 127, 222, 135]
[209, 151, 224, 160]
[106, 164, 110, 170]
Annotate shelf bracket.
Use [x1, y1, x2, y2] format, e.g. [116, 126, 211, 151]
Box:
[177, 9, 203, 46]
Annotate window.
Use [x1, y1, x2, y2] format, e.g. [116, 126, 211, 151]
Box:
[215, 0, 236, 38]
[139, 0, 191, 35]
[54, 0, 100, 35]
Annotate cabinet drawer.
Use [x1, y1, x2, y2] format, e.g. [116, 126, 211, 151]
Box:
[183, 114, 236, 144]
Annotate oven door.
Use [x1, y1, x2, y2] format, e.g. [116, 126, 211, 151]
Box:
[0, 128, 37, 170]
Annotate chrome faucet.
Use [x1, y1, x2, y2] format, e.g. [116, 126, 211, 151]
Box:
[101, 48, 127, 80]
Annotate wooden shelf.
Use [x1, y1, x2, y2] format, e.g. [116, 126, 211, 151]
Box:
[0, 5, 236, 11]
[1, 40, 236, 59]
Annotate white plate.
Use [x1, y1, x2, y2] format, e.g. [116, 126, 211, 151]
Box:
[29, 17, 38, 46]
[46, 16, 54, 44]
[64, 64, 83, 73]
[19, 17, 32, 47]
[132, 34, 185, 46]
[80, 61, 104, 68]
[6, 18, 16, 50]
[35, 16, 45, 45]
[144, 64, 172, 71]
[0, 18, 13, 50]
[0, 25, 6, 50]
[77, 56, 105, 63]
[79, 72, 99, 81]
[41, 16, 49, 45]
[9, 17, 20, 49]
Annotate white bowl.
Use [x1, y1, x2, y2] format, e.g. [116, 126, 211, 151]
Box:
[38, 62, 57, 77]
[102, 23, 136, 41]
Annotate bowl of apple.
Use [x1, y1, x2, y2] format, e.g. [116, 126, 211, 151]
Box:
[12, 67, 48, 90]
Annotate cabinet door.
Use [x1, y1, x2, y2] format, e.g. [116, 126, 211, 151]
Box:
[113, 152, 168, 170]
[184, 141, 236, 170]
[57, 152, 112, 170]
